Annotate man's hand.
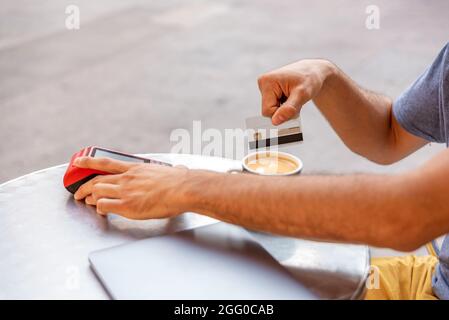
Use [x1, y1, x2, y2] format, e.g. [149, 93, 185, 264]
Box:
[259, 59, 427, 164]
[73, 157, 189, 219]
[258, 59, 334, 125]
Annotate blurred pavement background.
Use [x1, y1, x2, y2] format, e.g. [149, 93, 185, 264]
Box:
[1, 0, 448, 183]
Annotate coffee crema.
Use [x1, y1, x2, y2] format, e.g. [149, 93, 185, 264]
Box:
[245, 154, 298, 175]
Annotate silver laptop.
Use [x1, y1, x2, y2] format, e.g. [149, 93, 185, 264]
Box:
[89, 222, 315, 299]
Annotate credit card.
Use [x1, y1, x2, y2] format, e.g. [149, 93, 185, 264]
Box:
[246, 116, 303, 150]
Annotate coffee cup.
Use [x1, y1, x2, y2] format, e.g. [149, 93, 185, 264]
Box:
[241, 151, 303, 176]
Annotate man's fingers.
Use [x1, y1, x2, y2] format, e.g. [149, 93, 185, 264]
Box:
[74, 174, 120, 200]
[258, 75, 285, 117]
[85, 195, 96, 206]
[96, 198, 125, 215]
[272, 88, 308, 125]
[84, 183, 121, 206]
[74, 157, 135, 174]
[92, 183, 121, 200]
[272, 104, 298, 125]
[260, 89, 280, 117]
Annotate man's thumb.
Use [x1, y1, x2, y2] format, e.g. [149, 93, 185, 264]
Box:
[272, 102, 299, 125]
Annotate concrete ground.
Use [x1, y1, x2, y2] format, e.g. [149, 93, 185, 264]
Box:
[1, 1, 448, 255]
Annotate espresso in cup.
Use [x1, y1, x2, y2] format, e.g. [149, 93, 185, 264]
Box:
[242, 151, 302, 176]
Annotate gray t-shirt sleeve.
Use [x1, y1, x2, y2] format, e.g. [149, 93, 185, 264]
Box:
[392, 43, 449, 300]
[393, 43, 449, 144]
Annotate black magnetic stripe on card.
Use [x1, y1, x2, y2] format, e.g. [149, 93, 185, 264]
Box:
[249, 133, 303, 149]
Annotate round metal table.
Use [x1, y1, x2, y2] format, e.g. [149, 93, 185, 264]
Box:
[0, 153, 369, 299]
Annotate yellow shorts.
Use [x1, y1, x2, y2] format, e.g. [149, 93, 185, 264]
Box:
[364, 255, 439, 300]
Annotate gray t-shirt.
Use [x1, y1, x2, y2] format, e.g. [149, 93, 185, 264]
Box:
[393, 42, 449, 300]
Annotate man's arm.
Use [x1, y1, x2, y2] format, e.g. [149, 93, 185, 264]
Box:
[182, 148, 449, 252]
[71, 59, 444, 251]
[74, 149, 449, 252]
[258, 59, 428, 164]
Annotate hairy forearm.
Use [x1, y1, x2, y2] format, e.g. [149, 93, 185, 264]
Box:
[313, 62, 398, 163]
[181, 170, 433, 251]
